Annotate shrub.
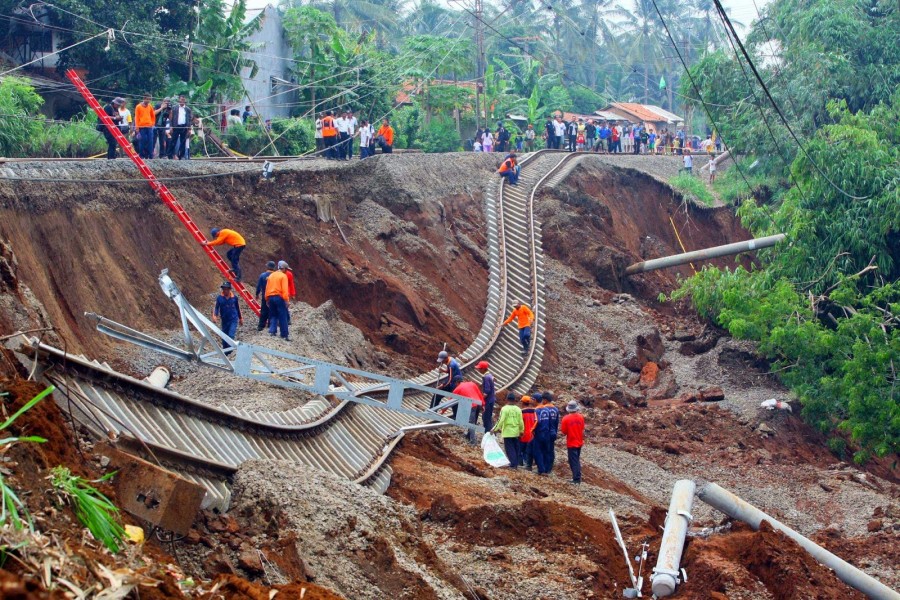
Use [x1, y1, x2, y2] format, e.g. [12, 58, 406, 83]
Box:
[50, 467, 125, 553]
[418, 117, 461, 153]
[223, 118, 316, 156]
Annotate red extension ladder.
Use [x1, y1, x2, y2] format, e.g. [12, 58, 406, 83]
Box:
[66, 70, 261, 316]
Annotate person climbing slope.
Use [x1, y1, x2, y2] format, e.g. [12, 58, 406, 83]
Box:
[502, 301, 535, 356]
[212, 281, 242, 349]
[203, 227, 246, 282]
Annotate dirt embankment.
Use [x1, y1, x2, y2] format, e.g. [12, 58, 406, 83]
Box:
[0, 155, 499, 372]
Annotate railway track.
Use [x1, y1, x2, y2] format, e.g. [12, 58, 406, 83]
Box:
[25, 149, 584, 510]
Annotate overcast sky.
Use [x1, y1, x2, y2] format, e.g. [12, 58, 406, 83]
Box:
[243, 0, 770, 30]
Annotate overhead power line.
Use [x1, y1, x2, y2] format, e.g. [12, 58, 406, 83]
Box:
[711, 0, 868, 201]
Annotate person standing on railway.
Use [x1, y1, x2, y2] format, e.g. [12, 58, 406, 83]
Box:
[560, 400, 584, 484]
[153, 98, 171, 158]
[359, 119, 375, 159]
[213, 282, 243, 349]
[265, 262, 291, 340]
[524, 124, 535, 152]
[502, 301, 535, 356]
[101, 97, 124, 159]
[203, 228, 246, 282]
[134, 94, 158, 160]
[322, 111, 338, 159]
[346, 110, 358, 160]
[315, 113, 324, 152]
[553, 116, 566, 150]
[168, 95, 192, 160]
[255, 261, 276, 331]
[335, 110, 350, 160]
[475, 361, 496, 432]
[520, 395, 537, 471]
[452, 380, 484, 445]
[377, 118, 394, 154]
[492, 392, 524, 468]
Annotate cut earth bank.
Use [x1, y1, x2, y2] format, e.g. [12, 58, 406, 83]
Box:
[0, 153, 896, 599]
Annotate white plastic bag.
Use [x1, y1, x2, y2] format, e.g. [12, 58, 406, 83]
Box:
[481, 432, 510, 468]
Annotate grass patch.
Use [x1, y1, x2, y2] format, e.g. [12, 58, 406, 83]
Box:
[50, 467, 125, 553]
[711, 160, 783, 205]
[670, 173, 716, 206]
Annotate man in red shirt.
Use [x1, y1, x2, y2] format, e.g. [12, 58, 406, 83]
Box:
[520, 396, 537, 471]
[559, 400, 585, 484]
[452, 380, 484, 444]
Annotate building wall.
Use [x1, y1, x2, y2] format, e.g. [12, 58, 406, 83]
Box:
[236, 5, 296, 121]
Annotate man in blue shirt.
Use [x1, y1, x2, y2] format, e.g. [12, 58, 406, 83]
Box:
[254, 261, 276, 331]
[476, 360, 496, 432]
[542, 391, 561, 472]
[432, 350, 463, 411]
[213, 282, 242, 349]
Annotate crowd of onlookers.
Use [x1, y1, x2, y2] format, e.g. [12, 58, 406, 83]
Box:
[471, 116, 723, 159]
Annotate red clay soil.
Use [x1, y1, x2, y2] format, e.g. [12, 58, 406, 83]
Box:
[193, 575, 345, 600]
[0, 166, 488, 373]
[537, 161, 751, 306]
[677, 522, 865, 599]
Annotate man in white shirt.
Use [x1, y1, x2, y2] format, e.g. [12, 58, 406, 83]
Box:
[552, 117, 566, 150]
[359, 118, 374, 159]
[345, 110, 358, 159]
[315, 113, 324, 152]
[335, 111, 350, 160]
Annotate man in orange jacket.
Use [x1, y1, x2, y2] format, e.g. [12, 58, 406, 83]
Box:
[203, 228, 246, 282]
[498, 152, 519, 185]
[503, 300, 535, 356]
[520, 395, 538, 470]
[264, 262, 291, 340]
[376, 118, 394, 154]
[322, 111, 338, 159]
[134, 94, 158, 159]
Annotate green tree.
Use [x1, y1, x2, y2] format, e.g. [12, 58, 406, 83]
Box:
[48, 0, 194, 95]
[192, 0, 263, 104]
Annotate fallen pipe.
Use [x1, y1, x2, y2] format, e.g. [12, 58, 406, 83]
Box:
[144, 366, 171, 389]
[625, 234, 785, 276]
[698, 483, 900, 600]
[700, 149, 731, 171]
[651, 480, 696, 597]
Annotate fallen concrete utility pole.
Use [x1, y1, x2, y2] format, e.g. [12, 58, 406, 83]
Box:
[651, 480, 695, 597]
[625, 234, 785, 276]
[698, 483, 900, 600]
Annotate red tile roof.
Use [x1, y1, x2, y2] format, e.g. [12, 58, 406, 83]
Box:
[607, 102, 670, 123]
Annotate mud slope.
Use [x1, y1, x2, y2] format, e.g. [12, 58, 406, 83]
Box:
[0, 155, 500, 368]
[537, 158, 749, 299]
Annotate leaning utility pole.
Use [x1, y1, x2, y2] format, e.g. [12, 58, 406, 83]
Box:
[474, 0, 485, 130]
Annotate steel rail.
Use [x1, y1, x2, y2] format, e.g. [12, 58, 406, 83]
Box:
[29, 149, 585, 506]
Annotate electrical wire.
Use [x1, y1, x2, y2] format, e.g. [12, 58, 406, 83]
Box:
[711, 0, 868, 200]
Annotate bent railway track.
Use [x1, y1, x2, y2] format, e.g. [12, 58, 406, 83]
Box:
[25, 149, 583, 510]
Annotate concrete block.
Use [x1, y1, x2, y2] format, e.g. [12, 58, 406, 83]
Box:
[104, 447, 205, 535]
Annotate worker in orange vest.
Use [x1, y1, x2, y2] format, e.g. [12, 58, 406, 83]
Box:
[498, 152, 519, 185]
[376, 118, 394, 154]
[203, 228, 246, 282]
[264, 262, 291, 340]
[321, 111, 338, 160]
[502, 300, 534, 355]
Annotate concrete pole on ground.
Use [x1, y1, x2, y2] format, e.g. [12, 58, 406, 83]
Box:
[624, 234, 785, 276]
[651, 479, 696, 597]
[698, 483, 900, 600]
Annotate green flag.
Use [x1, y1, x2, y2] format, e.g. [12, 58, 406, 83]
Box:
[659, 75, 666, 90]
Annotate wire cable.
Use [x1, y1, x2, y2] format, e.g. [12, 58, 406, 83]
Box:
[711, 0, 868, 200]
